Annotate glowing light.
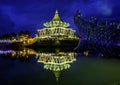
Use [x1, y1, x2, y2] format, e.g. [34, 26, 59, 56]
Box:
[0, 40, 12, 43]
[83, 51, 89, 56]
[0, 50, 13, 54]
[44, 64, 71, 71]
[36, 10, 78, 40]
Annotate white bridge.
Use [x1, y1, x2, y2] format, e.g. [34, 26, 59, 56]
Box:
[0, 50, 13, 54]
[0, 40, 13, 44]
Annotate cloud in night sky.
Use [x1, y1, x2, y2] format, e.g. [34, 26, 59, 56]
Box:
[0, 0, 120, 35]
[95, 0, 112, 16]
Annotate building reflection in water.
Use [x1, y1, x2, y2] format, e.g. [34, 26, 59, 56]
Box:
[36, 48, 76, 81]
[0, 47, 76, 81]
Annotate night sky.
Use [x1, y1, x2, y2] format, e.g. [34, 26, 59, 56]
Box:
[0, 0, 120, 36]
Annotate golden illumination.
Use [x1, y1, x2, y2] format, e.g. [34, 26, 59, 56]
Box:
[36, 51, 76, 81]
[83, 51, 89, 56]
[36, 10, 78, 40]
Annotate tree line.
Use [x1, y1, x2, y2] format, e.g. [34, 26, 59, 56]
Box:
[0, 31, 31, 40]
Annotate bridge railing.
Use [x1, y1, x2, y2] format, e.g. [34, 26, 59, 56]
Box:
[0, 40, 13, 43]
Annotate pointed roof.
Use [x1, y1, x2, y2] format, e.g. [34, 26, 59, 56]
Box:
[52, 10, 61, 21]
[43, 10, 70, 27]
[53, 71, 60, 82]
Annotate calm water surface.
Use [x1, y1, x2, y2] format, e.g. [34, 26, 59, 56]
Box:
[0, 47, 120, 85]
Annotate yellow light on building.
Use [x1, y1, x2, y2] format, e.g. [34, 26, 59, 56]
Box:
[36, 10, 78, 40]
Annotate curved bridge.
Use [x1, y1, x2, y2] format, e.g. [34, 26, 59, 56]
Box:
[0, 40, 13, 44]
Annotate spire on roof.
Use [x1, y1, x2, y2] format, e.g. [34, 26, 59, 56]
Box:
[44, 9, 70, 27]
[52, 10, 61, 21]
[53, 71, 60, 82]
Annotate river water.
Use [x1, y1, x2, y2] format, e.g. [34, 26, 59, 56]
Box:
[0, 47, 120, 85]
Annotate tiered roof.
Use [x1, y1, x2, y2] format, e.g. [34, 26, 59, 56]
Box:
[44, 10, 70, 28]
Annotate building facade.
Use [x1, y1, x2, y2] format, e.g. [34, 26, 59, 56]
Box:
[37, 10, 77, 40]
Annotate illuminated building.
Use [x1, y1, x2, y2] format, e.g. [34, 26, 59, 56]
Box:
[36, 10, 78, 40]
[36, 51, 76, 81]
[18, 34, 37, 46]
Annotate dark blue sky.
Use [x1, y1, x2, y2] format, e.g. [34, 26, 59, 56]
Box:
[0, 0, 120, 36]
